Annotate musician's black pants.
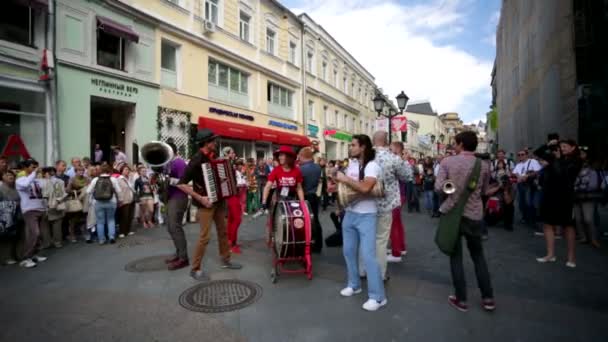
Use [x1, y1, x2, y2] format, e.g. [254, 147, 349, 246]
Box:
[305, 193, 323, 253]
[167, 196, 189, 260]
[450, 218, 494, 302]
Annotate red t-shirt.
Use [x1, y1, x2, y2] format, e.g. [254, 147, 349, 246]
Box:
[268, 166, 303, 196]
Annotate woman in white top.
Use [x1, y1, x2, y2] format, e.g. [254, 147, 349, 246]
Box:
[86, 164, 122, 244]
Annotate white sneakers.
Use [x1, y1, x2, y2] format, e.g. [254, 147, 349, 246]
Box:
[362, 299, 388, 312]
[19, 259, 36, 268]
[536, 256, 556, 263]
[118, 234, 125, 239]
[32, 255, 47, 263]
[566, 261, 577, 268]
[340, 287, 387, 312]
[387, 255, 402, 263]
[340, 287, 362, 297]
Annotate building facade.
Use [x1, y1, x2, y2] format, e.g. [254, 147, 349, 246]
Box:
[299, 14, 378, 161]
[55, 0, 159, 164]
[0, 0, 54, 165]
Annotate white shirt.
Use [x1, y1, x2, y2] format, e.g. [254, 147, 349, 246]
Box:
[512, 158, 542, 176]
[345, 158, 381, 214]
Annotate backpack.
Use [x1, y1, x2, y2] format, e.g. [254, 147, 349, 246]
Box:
[93, 176, 114, 201]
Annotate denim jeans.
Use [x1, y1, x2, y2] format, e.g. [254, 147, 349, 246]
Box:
[424, 190, 434, 211]
[343, 211, 386, 301]
[95, 200, 117, 243]
[516, 183, 536, 224]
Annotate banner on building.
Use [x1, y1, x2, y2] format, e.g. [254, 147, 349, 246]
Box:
[375, 118, 388, 132]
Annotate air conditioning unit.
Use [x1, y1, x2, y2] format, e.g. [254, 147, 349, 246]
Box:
[202, 20, 216, 34]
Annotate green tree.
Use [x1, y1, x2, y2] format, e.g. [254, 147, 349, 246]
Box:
[488, 106, 498, 131]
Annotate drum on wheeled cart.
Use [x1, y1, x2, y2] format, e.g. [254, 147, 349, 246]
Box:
[267, 199, 313, 283]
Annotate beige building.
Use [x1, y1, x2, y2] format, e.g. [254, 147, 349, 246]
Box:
[299, 14, 378, 160]
[99, 0, 386, 160]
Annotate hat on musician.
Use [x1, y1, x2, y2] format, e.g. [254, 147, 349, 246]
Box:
[273, 145, 296, 158]
[195, 128, 219, 144]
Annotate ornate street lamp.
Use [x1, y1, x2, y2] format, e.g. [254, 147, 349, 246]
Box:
[373, 91, 409, 144]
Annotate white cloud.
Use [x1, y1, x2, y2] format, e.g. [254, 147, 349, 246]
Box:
[290, 0, 493, 120]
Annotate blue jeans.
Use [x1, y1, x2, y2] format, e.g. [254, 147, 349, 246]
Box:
[342, 211, 385, 301]
[516, 183, 536, 224]
[424, 190, 434, 211]
[95, 200, 117, 242]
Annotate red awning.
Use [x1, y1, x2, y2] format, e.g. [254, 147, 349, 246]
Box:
[97, 16, 139, 43]
[279, 131, 312, 146]
[198, 117, 259, 141]
[198, 117, 311, 147]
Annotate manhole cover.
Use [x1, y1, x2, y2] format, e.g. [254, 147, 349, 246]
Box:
[124, 255, 171, 273]
[179, 279, 263, 313]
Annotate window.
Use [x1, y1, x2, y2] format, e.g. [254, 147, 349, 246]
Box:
[343, 77, 347, 93]
[239, 12, 250, 42]
[0, 2, 35, 46]
[161, 41, 178, 88]
[267, 83, 293, 108]
[322, 62, 327, 81]
[208, 60, 248, 94]
[358, 88, 362, 102]
[205, 0, 219, 25]
[344, 114, 348, 130]
[323, 106, 328, 125]
[352, 118, 356, 132]
[334, 111, 339, 126]
[289, 42, 297, 64]
[351, 82, 355, 96]
[266, 28, 276, 55]
[333, 69, 338, 87]
[307, 100, 315, 121]
[306, 52, 314, 74]
[97, 29, 125, 70]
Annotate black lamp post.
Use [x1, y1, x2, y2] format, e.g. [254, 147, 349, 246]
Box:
[373, 91, 409, 144]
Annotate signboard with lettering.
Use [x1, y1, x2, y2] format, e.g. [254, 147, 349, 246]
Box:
[91, 78, 138, 97]
[307, 124, 319, 138]
[210, 107, 254, 121]
[269, 120, 298, 130]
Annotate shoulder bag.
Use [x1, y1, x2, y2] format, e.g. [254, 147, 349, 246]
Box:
[435, 158, 481, 256]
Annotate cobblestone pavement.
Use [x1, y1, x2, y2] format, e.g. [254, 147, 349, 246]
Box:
[1, 206, 607, 342]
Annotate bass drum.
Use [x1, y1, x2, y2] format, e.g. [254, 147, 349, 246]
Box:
[273, 200, 313, 258]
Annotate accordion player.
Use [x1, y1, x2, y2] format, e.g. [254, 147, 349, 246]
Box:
[202, 159, 238, 203]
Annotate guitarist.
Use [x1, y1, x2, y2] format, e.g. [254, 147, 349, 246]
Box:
[434, 131, 495, 313]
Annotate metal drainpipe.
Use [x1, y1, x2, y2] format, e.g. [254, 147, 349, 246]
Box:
[301, 23, 307, 141]
[48, 0, 59, 163]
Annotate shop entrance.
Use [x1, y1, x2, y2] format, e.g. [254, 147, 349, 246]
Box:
[90, 96, 135, 164]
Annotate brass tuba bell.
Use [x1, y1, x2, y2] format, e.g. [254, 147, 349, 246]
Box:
[442, 180, 456, 194]
[140, 141, 174, 203]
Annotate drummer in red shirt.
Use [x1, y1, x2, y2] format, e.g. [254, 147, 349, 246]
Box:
[262, 146, 305, 207]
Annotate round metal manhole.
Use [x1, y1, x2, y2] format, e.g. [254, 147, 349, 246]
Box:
[179, 279, 263, 313]
[124, 255, 171, 273]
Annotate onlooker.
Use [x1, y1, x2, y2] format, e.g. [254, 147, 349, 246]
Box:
[113, 146, 128, 164]
[15, 159, 48, 268]
[135, 166, 155, 228]
[573, 147, 601, 248]
[0, 170, 21, 265]
[94, 144, 104, 163]
[388, 141, 408, 260]
[435, 131, 495, 313]
[41, 167, 66, 249]
[116, 165, 136, 238]
[318, 158, 329, 211]
[66, 157, 82, 178]
[0, 156, 8, 175]
[235, 160, 248, 215]
[513, 150, 542, 226]
[55, 160, 70, 187]
[87, 164, 121, 245]
[66, 166, 88, 242]
[246, 158, 258, 214]
[423, 167, 436, 216]
[255, 159, 268, 210]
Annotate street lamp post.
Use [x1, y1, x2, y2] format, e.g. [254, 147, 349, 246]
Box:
[373, 91, 409, 144]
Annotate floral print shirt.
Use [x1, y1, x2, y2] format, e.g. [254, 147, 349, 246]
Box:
[374, 147, 414, 213]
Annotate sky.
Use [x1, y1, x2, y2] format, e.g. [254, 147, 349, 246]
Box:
[283, 0, 501, 124]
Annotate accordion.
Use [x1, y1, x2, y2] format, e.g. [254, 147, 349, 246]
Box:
[202, 159, 238, 203]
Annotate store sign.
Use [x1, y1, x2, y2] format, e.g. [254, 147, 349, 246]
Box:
[209, 107, 254, 121]
[1, 135, 31, 159]
[91, 78, 138, 97]
[307, 124, 319, 138]
[269, 120, 297, 130]
[324, 130, 352, 141]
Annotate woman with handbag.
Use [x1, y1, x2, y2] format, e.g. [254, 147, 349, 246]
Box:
[116, 165, 136, 238]
[66, 167, 87, 242]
